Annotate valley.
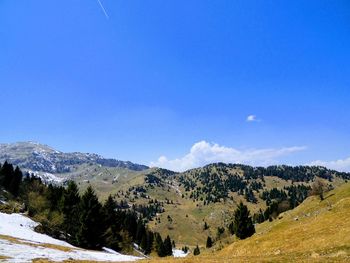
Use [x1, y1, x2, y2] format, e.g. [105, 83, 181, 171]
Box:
[1, 142, 350, 256]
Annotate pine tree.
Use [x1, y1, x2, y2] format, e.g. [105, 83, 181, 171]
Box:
[141, 231, 154, 255]
[103, 195, 117, 226]
[102, 195, 123, 251]
[136, 220, 146, 245]
[193, 245, 200, 256]
[206, 236, 213, 248]
[8, 166, 22, 196]
[0, 161, 14, 190]
[154, 233, 166, 257]
[163, 235, 173, 256]
[76, 186, 104, 249]
[233, 202, 255, 239]
[47, 184, 64, 211]
[62, 181, 80, 244]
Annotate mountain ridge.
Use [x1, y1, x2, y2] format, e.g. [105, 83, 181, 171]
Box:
[0, 141, 149, 176]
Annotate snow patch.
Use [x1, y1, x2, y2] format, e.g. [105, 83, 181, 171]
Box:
[0, 212, 73, 247]
[173, 249, 189, 258]
[26, 170, 66, 184]
[0, 212, 141, 262]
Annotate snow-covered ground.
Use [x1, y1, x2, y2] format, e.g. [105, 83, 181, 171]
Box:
[172, 249, 189, 258]
[0, 212, 141, 262]
[0, 213, 73, 247]
[26, 170, 66, 184]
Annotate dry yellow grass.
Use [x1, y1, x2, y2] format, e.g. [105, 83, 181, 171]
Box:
[219, 184, 350, 259]
[144, 182, 350, 263]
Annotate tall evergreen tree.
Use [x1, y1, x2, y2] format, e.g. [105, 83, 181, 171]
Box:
[76, 186, 104, 249]
[233, 202, 255, 239]
[101, 195, 122, 251]
[47, 184, 64, 211]
[163, 235, 173, 256]
[9, 166, 22, 196]
[103, 195, 117, 226]
[62, 181, 80, 244]
[136, 220, 146, 245]
[140, 231, 154, 255]
[0, 161, 14, 190]
[154, 233, 166, 257]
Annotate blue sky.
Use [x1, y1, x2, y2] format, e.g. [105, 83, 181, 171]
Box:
[1, 0, 350, 171]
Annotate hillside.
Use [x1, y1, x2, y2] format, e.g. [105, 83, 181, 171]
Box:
[143, 182, 350, 262]
[109, 163, 350, 247]
[9, 181, 349, 263]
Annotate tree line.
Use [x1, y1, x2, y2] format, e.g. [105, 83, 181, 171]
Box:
[0, 162, 174, 256]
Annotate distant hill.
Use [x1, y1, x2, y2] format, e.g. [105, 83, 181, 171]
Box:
[0, 142, 148, 184]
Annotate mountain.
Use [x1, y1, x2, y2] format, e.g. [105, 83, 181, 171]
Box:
[0, 142, 148, 184]
[1, 142, 350, 248]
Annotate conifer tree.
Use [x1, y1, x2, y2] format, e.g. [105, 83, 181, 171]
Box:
[103, 195, 117, 226]
[0, 161, 14, 190]
[154, 233, 166, 257]
[102, 195, 122, 251]
[163, 235, 173, 256]
[62, 181, 80, 244]
[206, 236, 213, 248]
[141, 231, 154, 255]
[76, 186, 104, 249]
[193, 245, 200, 256]
[9, 166, 22, 196]
[47, 184, 64, 211]
[233, 202, 255, 239]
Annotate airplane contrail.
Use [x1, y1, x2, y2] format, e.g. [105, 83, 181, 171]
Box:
[96, 0, 109, 19]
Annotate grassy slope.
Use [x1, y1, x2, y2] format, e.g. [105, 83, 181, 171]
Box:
[44, 182, 349, 262]
[54, 164, 350, 249]
[3, 178, 350, 262]
[142, 182, 350, 262]
[72, 165, 347, 248]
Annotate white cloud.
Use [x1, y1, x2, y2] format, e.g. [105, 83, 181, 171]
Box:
[246, 115, 258, 122]
[308, 157, 350, 172]
[150, 141, 307, 172]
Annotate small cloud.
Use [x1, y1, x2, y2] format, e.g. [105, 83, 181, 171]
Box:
[150, 140, 307, 172]
[308, 157, 350, 172]
[246, 115, 258, 122]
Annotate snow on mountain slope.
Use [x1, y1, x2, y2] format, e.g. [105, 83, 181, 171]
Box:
[26, 170, 66, 184]
[0, 212, 141, 262]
